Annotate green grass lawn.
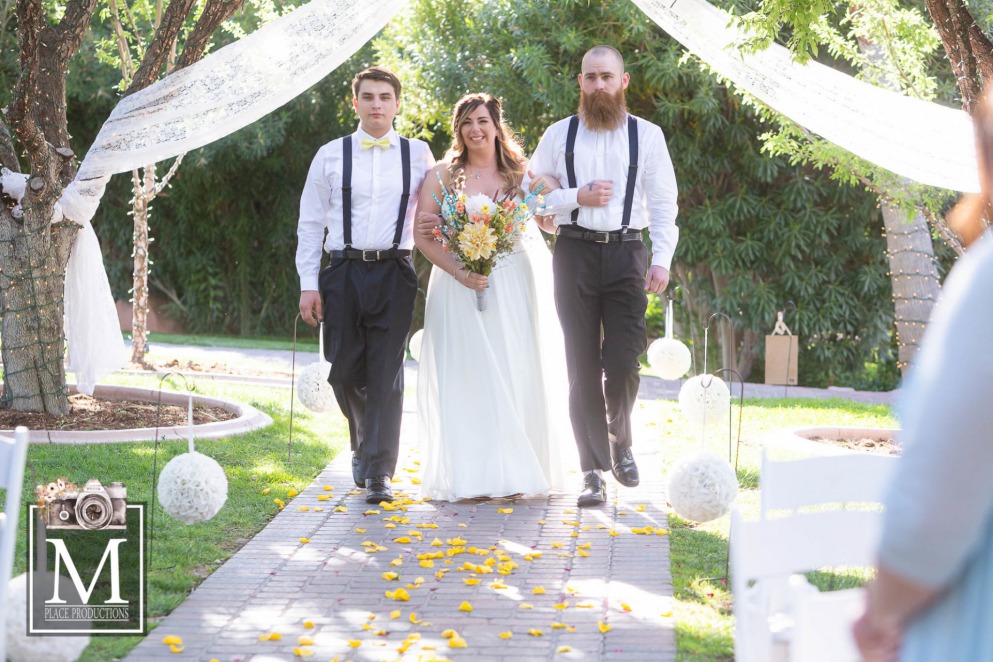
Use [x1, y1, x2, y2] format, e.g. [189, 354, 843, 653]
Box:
[634, 397, 897, 661]
[3, 374, 347, 661]
[134, 331, 319, 352]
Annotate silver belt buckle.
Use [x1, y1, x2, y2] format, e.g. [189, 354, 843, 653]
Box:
[592, 231, 611, 244]
[361, 249, 380, 261]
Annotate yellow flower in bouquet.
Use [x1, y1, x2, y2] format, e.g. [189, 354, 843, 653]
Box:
[458, 222, 498, 261]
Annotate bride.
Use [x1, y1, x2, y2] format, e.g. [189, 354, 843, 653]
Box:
[413, 93, 577, 501]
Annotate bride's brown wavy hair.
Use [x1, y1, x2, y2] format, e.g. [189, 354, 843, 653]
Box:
[444, 93, 527, 195]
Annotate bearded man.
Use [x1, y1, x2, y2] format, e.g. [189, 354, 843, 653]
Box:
[528, 45, 679, 508]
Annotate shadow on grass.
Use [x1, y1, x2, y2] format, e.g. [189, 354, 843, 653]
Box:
[738, 397, 893, 416]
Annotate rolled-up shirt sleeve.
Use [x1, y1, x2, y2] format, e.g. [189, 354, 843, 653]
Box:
[643, 125, 679, 270]
[296, 145, 334, 292]
[878, 238, 993, 589]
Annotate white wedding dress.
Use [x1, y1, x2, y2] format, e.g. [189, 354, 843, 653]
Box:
[418, 219, 578, 501]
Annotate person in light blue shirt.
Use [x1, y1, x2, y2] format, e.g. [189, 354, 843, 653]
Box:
[853, 92, 993, 662]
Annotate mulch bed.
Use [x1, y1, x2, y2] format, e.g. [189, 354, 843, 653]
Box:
[810, 436, 901, 455]
[0, 393, 236, 432]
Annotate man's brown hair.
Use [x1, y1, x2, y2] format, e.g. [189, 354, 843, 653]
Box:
[352, 66, 402, 98]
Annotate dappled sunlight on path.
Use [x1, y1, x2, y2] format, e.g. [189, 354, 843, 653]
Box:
[123, 403, 676, 661]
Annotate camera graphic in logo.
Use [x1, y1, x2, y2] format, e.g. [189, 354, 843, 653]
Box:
[44, 479, 128, 530]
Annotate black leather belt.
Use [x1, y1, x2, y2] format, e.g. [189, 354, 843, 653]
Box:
[556, 226, 642, 243]
[329, 248, 411, 261]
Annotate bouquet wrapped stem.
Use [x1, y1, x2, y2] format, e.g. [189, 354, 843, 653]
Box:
[431, 172, 544, 313]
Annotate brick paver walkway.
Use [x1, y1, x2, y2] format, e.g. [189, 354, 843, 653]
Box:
[124, 400, 675, 662]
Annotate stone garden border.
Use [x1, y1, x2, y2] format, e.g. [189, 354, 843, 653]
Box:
[1, 384, 273, 444]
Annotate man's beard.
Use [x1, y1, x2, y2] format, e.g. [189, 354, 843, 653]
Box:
[579, 88, 627, 131]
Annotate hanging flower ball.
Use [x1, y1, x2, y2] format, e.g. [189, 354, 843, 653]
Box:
[408, 329, 424, 362]
[666, 450, 738, 522]
[647, 337, 692, 380]
[158, 451, 228, 525]
[6, 573, 90, 662]
[296, 361, 335, 413]
[678, 374, 731, 427]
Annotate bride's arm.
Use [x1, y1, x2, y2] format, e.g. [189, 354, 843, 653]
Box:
[525, 169, 561, 235]
[414, 165, 488, 292]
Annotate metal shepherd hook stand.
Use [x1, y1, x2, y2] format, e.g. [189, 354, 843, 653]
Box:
[149, 371, 196, 570]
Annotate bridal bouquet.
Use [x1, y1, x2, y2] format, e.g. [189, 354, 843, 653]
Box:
[432, 174, 544, 311]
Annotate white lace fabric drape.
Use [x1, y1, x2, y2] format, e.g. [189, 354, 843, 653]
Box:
[60, 0, 408, 393]
[632, 0, 979, 193]
[55, 0, 979, 394]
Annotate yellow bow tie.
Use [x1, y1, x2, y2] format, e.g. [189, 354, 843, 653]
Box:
[361, 137, 391, 150]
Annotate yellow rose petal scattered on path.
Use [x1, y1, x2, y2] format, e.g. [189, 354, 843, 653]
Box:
[556, 645, 573, 653]
[349, 489, 362, 495]
[551, 542, 563, 549]
[447, 537, 467, 546]
[550, 622, 568, 630]
[620, 602, 632, 611]
[497, 507, 513, 514]
[661, 610, 673, 618]
[274, 498, 285, 509]
[323, 484, 332, 491]
[390, 609, 401, 619]
[381, 571, 399, 581]
[577, 548, 590, 557]
[355, 527, 366, 533]
[297, 506, 310, 512]
[390, 558, 404, 567]
[577, 601, 596, 608]
[528, 629, 544, 637]
[458, 522, 468, 527]
[489, 580, 508, 589]
[499, 631, 513, 639]
[577, 543, 592, 549]
[458, 601, 473, 612]
[430, 538, 444, 547]
[293, 646, 315, 657]
[258, 632, 282, 641]
[532, 586, 546, 595]
[553, 602, 568, 610]
[463, 578, 481, 586]
[288, 489, 298, 497]
[364, 509, 381, 515]
[299, 538, 310, 544]
[598, 621, 612, 633]
[169, 644, 184, 653]
[317, 495, 330, 501]
[261, 488, 270, 495]
[609, 529, 619, 537]
[303, 620, 315, 628]
[348, 640, 362, 648]
[537, 519, 547, 524]
[518, 603, 534, 609]
[656, 528, 670, 535]
[636, 504, 646, 512]
[333, 506, 347, 513]
[313, 507, 324, 512]
[162, 635, 183, 645]
[448, 634, 468, 648]
[410, 477, 421, 484]
[420, 560, 434, 568]
[384, 523, 397, 529]
[441, 629, 457, 639]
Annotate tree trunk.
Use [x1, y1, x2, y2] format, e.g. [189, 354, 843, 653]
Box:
[856, 34, 942, 373]
[925, 0, 993, 114]
[130, 165, 154, 366]
[881, 202, 940, 371]
[0, 214, 79, 413]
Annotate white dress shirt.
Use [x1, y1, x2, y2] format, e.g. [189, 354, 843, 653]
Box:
[296, 127, 435, 291]
[528, 114, 679, 269]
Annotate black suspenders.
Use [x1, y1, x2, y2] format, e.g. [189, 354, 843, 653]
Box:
[341, 135, 411, 251]
[563, 115, 639, 229]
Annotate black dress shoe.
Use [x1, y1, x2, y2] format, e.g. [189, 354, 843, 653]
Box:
[365, 476, 393, 504]
[611, 444, 640, 487]
[577, 472, 606, 508]
[352, 452, 363, 488]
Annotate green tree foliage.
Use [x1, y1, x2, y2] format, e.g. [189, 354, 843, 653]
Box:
[376, 0, 897, 387]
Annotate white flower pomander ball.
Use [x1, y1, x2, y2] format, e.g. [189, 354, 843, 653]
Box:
[666, 450, 739, 522]
[158, 451, 228, 524]
[296, 361, 335, 413]
[648, 337, 692, 380]
[408, 328, 424, 362]
[6, 573, 90, 662]
[678, 374, 731, 427]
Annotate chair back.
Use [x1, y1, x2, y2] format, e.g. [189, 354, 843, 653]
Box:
[0, 426, 30, 662]
[760, 449, 897, 516]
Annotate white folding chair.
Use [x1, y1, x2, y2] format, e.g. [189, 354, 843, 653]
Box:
[0, 427, 30, 662]
[760, 449, 897, 517]
[733, 450, 898, 662]
[731, 507, 882, 662]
